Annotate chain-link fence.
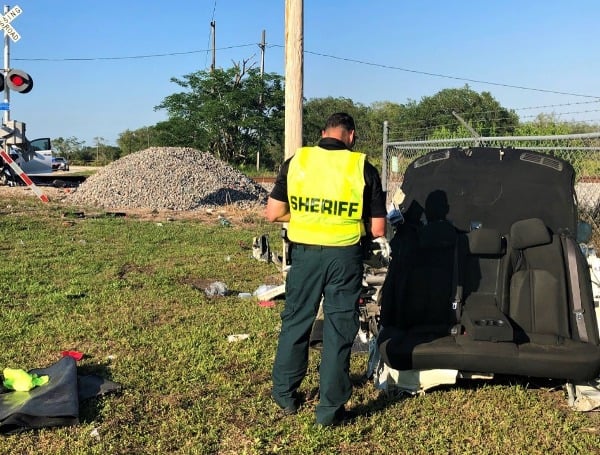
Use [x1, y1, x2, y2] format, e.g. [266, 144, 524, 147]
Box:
[381, 123, 600, 244]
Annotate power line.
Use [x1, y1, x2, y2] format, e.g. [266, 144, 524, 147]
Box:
[12, 44, 256, 62]
[287, 46, 600, 100]
[452, 100, 600, 120]
[13, 40, 600, 104]
[386, 108, 600, 138]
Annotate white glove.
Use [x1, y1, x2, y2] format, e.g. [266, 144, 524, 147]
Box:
[371, 236, 391, 264]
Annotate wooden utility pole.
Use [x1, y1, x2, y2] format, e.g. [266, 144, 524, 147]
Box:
[281, 1, 304, 270]
[284, 0, 303, 159]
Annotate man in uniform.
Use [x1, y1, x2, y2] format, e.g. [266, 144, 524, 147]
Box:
[265, 112, 387, 426]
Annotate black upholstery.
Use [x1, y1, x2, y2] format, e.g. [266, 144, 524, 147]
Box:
[462, 228, 513, 342]
[510, 218, 551, 250]
[466, 227, 504, 255]
[378, 148, 600, 381]
[382, 220, 456, 334]
[508, 220, 570, 344]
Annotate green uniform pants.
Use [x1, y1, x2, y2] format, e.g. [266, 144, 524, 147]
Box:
[271, 243, 362, 425]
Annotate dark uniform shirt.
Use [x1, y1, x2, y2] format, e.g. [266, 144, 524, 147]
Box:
[270, 137, 387, 222]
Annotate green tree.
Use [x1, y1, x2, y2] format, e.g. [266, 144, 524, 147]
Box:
[51, 136, 85, 158]
[516, 113, 586, 136]
[368, 101, 407, 136]
[404, 85, 519, 139]
[75, 146, 97, 164]
[117, 120, 193, 156]
[154, 63, 285, 167]
[153, 118, 201, 147]
[302, 97, 381, 160]
[118, 128, 152, 155]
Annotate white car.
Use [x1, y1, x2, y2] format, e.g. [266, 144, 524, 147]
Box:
[52, 156, 69, 171]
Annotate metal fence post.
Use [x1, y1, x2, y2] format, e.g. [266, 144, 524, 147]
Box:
[382, 120, 389, 193]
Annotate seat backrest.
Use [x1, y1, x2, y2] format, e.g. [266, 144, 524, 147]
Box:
[463, 227, 505, 302]
[507, 218, 570, 343]
[400, 220, 457, 333]
[460, 228, 515, 342]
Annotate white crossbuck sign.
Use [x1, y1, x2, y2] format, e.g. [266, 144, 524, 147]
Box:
[0, 5, 22, 42]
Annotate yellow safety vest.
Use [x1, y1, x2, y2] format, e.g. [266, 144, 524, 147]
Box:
[287, 146, 366, 246]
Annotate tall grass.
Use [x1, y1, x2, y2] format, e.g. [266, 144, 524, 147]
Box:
[0, 194, 598, 454]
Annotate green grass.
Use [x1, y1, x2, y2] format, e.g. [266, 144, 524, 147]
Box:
[0, 194, 598, 454]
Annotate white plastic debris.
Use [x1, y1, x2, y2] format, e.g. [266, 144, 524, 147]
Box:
[227, 334, 249, 342]
[254, 284, 286, 300]
[204, 281, 228, 297]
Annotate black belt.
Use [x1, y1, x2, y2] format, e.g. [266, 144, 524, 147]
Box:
[293, 242, 360, 250]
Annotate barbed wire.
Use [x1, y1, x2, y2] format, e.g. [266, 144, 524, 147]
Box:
[383, 108, 600, 136]
[513, 100, 600, 111]
[386, 116, 600, 139]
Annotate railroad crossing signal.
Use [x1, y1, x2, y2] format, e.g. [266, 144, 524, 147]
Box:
[5, 69, 32, 93]
[0, 5, 32, 94]
[0, 5, 22, 42]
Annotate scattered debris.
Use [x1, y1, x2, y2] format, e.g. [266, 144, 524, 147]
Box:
[252, 235, 271, 262]
[2, 368, 49, 391]
[227, 334, 249, 342]
[254, 284, 285, 300]
[204, 281, 228, 297]
[62, 211, 85, 219]
[61, 350, 84, 361]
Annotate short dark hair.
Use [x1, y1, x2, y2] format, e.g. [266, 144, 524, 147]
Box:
[324, 112, 355, 132]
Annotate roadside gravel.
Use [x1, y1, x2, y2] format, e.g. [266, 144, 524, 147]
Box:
[65, 147, 269, 211]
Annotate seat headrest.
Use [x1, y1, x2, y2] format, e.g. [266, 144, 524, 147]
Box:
[466, 228, 503, 255]
[510, 218, 551, 249]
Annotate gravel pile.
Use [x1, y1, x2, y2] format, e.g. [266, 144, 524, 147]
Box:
[67, 147, 269, 211]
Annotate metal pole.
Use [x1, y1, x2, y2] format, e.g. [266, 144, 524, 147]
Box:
[3, 4, 10, 125]
[382, 121, 389, 192]
[452, 111, 480, 146]
[2, 3, 9, 174]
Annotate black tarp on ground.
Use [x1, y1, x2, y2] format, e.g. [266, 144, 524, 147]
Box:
[0, 356, 121, 434]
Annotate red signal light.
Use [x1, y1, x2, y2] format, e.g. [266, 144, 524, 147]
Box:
[5, 69, 33, 93]
[9, 74, 24, 86]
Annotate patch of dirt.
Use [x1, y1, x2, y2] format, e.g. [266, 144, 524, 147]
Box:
[0, 184, 269, 228]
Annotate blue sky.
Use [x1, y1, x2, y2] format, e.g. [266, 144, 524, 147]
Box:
[4, 0, 600, 146]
